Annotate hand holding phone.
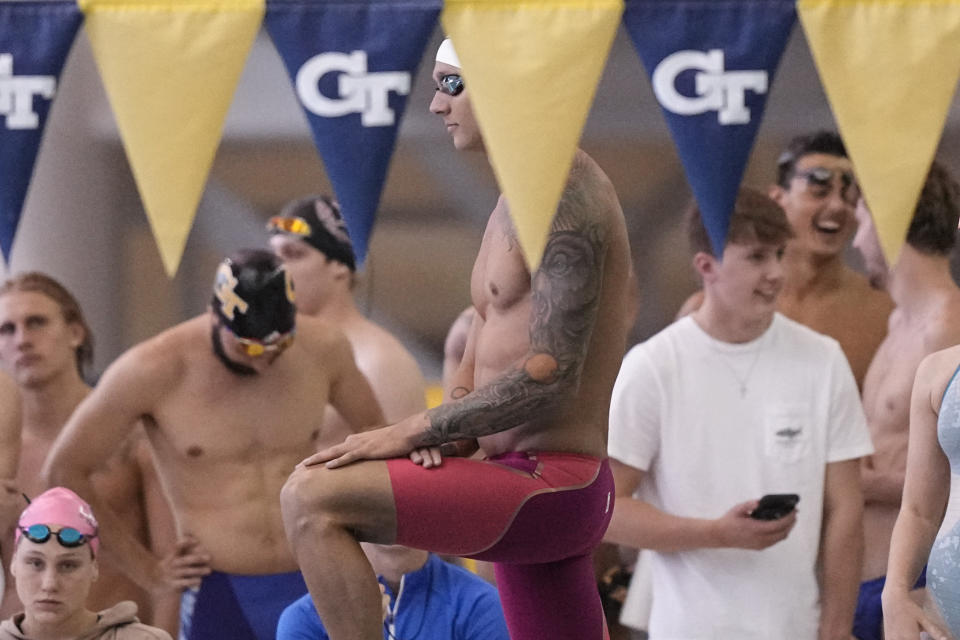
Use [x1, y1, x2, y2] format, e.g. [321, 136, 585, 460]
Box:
[749, 493, 799, 520]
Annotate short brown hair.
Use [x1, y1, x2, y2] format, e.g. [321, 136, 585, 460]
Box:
[687, 187, 794, 256]
[0, 273, 93, 377]
[905, 161, 960, 255]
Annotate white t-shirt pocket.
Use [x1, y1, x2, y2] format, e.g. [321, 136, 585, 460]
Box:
[764, 403, 810, 464]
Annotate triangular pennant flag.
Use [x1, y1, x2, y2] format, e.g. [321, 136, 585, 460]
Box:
[0, 1, 82, 261]
[80, 0, 265, 276]
[624, 0, 795, 255]
[265, 0, 440, 267]
[799, 0, 960, 264]
[443, 0, 622, 269]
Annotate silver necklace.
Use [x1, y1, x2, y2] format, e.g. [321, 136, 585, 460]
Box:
[709, 338, 765, 398]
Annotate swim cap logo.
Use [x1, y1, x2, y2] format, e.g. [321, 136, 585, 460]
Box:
[295, 50, 410, 127]
[652, 49, 767, 125]
[214, 262, 249, 321]
[0, 54, 56, 130]
[78, 504, 98, 529]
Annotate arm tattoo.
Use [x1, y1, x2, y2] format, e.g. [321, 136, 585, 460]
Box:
[418, 181, 608, 446]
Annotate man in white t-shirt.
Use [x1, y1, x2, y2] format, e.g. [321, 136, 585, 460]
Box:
[605, 187, 872, 640]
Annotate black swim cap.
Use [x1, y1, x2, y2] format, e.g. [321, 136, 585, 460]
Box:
[268, 195, 356, 272]
[211, 249, 296, 340]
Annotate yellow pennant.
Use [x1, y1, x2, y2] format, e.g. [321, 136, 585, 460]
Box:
[442, 0, 622, 269]
[798, 0, 960, 264]
[80, 0, 265, 276]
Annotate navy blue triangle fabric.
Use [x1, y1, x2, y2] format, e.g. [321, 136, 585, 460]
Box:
[0, 0, 81, 260]
[265, 0, 441, 266]
[623, 0, 796, 255]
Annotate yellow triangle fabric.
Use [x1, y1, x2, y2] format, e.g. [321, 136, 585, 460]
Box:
[80, 0, 265, 276]
[442, 0, 622, 269]
[798, 0, 960, 264]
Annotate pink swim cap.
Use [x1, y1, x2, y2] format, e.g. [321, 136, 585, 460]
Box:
[16, 487, 100, 556]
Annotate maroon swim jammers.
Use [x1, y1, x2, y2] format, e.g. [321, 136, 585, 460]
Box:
[386, 451, 613, 640]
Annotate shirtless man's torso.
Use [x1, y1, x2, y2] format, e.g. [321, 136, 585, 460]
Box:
[44, 252, 383, 640]
[280, 38, 632, 640]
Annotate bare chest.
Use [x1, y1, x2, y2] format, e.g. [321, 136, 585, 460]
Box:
[863, 328, 930, 437]
[779, 295, 887, 384]
[473, 212, 532, 317]
[150, 362, 329, 463]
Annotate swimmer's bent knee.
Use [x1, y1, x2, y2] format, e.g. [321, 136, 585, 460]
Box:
[281, 465, 349, 525]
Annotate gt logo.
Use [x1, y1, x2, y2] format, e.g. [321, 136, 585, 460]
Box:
[296, 50, 409, 127]
[0, 54, 55, 130]
[214, 263, 249, 321]
[652, 49, 767, 125]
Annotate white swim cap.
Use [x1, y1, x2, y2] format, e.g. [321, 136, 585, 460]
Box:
[435, 38, 461, 68]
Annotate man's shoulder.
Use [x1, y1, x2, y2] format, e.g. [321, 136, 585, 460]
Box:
[293, 313, 351, 354]
[346, 318, 419, 370]
[562, 149, 623, 223]
[772, 313, 846, 354]
[919, 344, 960, 390]
[919, 292, 960, 351]
[112, 317, 202, 379]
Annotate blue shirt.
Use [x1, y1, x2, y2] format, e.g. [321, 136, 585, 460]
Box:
[276, 555, 510, 640]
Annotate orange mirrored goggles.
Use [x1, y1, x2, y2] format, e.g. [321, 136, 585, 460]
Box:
[267, 216, 312, 238]
[227, 326, 296, 357]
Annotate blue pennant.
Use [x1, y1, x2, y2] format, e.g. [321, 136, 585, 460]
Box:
[0, 0, 82, 261]
[624, 0, 796, 255]
[265, 0, 441, 267]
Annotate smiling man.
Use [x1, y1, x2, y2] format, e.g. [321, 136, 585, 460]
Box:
[770, 131, 894, 389]
[606, 189, 872, 640]
[676, 132, 894, 389]
[43, 250, 383, 640]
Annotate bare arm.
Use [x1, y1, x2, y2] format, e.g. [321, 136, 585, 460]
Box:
[361, 343, 426, 424]
[441, 306, 476, 398]
[604, 459, 795, 553]
[327, 335, 386, 432]
[0, 372, 20, 481]
[135, 437, 181, 635]
[42, 345, 206, 595]
[419, 201, 607, 445]
[0, 372, 20, 536]
[882, 353, 953, 640]
[307, 185, 611, 467]
[817, 458, 864, 640]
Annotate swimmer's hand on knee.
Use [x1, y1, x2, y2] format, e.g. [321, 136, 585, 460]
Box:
[298, 419, 424, 469]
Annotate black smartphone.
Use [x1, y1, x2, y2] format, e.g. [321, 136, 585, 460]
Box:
[750, 493, 799, 520]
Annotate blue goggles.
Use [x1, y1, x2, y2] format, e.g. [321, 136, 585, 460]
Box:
[19, 524, 96, 548]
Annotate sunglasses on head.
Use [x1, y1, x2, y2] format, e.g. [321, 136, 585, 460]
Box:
[792, 167, 860, 205]
[20, 524, 95, 549]
[436, 74, 463, 97]
[224, 325, 296, 358]
[267, 216, 312, 238]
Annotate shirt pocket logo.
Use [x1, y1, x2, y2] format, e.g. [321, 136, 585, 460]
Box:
[765, 405, 809, 463]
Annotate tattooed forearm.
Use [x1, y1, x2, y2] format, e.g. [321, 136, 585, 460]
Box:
[418, 184, 608, 446]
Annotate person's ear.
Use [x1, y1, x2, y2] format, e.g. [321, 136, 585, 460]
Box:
[692, 251, 717, 282]
[67, 322, 84, 350]
[768, 183, 787, 207]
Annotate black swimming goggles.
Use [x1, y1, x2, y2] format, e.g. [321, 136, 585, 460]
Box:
[19, 524, 96, 548]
